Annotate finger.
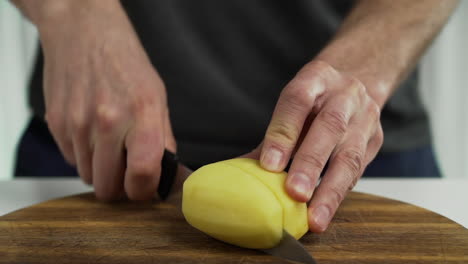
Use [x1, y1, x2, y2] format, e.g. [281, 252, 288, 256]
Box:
[74, 143, 93, 185]
[68, 74, 93, 183]
[46, 112, 76, 166]
[365, 124, 384, 164]
[43, 60, 76, 165]
[260, 72, 326, 172]
[292, 113, 316, 156]
[307, 103, 380, 232]
[286, 88, 361, 202]
[124, 115, 165, 201]
[72, 125, 93, 184]
[92, 106, 126, 201]
[307, 130, 366, 232]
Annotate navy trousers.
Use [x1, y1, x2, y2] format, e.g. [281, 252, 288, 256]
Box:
[15, 117, 441, 177]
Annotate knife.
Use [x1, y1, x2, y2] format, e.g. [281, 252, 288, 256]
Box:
[158, 149, 194, 201]
[262, 230, 317, 264]
[157, 149, 179, 200]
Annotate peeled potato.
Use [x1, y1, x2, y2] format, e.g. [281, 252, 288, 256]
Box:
[182, 158, 308, 249]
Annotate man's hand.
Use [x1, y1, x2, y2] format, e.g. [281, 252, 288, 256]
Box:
[260, 60, 383, 232]
[14, 0, 176, 201]
[245, 0, 458, 233]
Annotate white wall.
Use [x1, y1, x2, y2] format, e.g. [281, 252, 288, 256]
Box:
[420, 0, 468, 178]
[0, 1, 467, 179]
[0, 1, 36, 180]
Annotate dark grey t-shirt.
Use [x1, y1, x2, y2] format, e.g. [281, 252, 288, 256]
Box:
[28, 0, 431, 168]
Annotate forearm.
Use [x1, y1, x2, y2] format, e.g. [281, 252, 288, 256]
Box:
[316, 0, 459, 108]
[11, 0, 124, 31]
[11, 0, 140, 61]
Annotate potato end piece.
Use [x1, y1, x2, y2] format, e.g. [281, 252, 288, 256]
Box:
[224, 158, 309, 239]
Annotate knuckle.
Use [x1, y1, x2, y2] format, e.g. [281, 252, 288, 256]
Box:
[266, 121, 299, 147]
[319, 110, 348, 136]
[70, 111, 87, 132]
[282, 84, 316, 110]
[129, 87, 160, 114]
[348, 77, 366, 95]
[335, 148, 364, 176]
[294, 150, 327, 171]
[367, 100, 381, 121]
[342, 77, 367, 106]
[327, 185, 346, 206]
[95, 106, 121, 132]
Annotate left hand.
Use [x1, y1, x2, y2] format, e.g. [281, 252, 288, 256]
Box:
[244, 60, 383, 232]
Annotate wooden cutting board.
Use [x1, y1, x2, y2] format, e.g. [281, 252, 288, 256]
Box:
[0, 191, 466, 264]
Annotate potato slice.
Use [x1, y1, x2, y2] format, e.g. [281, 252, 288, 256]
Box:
[224, 158, 309, 240]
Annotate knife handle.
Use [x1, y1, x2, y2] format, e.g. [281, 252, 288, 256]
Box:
[157, 149, 179, 200]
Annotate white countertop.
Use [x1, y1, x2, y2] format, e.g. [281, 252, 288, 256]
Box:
[0, 178, 467, 228]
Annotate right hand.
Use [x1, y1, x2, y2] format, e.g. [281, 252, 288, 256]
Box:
[36, 0, 176, 201]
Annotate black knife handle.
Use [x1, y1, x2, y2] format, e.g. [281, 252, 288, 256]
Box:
[157, 149, 179, 200]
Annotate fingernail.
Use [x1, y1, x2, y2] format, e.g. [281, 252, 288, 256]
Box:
[289, 173, 313, 200]
[261, 148, 283, 171]
[312, 205, 331, 231]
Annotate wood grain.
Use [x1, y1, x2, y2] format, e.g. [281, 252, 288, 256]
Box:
[0, 191, 466, 264]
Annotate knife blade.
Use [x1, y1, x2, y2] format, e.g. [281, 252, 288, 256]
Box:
[262, 230, 317, 264]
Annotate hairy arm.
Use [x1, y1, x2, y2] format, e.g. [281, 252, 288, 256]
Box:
[12, 0, 120, 27]
[318, 0, 459, 107]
